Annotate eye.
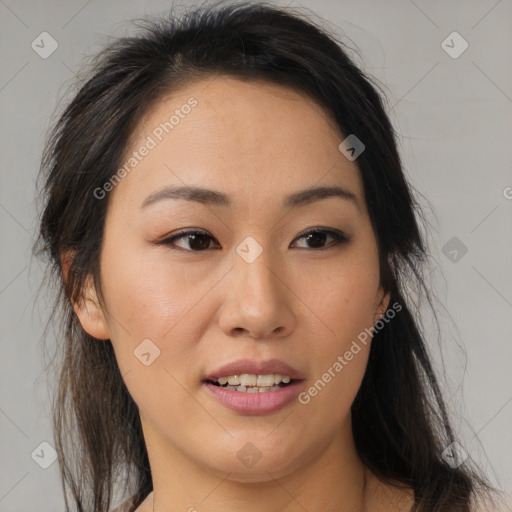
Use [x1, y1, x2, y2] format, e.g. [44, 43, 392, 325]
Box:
[291, 228, 351, 250]
[157, 227, 351, 252]
[158, 229, 220, 252]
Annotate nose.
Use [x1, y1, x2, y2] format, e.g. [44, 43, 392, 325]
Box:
[217, 239, 296, 341]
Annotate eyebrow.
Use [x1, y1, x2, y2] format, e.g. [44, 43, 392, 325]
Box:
[141, 184, 358, 210]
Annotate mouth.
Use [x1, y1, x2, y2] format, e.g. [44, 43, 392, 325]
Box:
[202, 359, 306, 414]
[204, 373, 298, 393]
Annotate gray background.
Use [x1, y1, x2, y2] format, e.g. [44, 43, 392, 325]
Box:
[1, 0, 511, 510]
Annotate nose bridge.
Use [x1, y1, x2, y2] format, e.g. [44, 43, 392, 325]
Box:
[218, 234, 294, 338]
[233, 235, 282, 307]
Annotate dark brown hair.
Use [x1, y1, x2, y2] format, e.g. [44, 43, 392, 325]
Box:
[35, 2, 496, 511]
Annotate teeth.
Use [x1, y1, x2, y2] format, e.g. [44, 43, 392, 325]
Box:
[256, 374, 274, 387]
[240, 374, 257, 387]
[215, 373, 294, 391]
[227, 375, 240, 386]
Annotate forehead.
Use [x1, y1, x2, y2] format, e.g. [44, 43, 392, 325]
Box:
[112, 76, 364, 212]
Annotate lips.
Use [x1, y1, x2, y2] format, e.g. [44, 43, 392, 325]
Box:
[203, 358, 305, 382]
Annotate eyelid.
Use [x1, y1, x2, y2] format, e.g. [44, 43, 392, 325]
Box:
[155, 226, 351, 251]
[290, 227, 351, 250]
[293, 227, 351, 244]
[155, 228, 220, 248]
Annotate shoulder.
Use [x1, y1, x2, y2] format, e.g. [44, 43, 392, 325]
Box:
[110, 498, 136, 512]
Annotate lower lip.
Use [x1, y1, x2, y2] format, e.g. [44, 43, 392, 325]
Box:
[203, 381, 305, 415]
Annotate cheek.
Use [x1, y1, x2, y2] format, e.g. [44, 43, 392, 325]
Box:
[293, 252, 379, 419]
[296, 284, 374, 439]
[301, 254, 380, 346]
[297, 342, 370, 449]
[99, 232, 188, 338]
[98, 243, 205, 422]
[97, 222, 219, 383]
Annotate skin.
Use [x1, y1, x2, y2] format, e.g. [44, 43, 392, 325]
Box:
[74, 76, 414, 511]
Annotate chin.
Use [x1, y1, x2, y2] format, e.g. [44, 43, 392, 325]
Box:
[196, 437, 307, 483]
[208, 460, 298, 484]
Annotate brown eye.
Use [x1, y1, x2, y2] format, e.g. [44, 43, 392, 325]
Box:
[158, 227, 350, 253]
[159, 230, 220, 252]
[291, 228, 350, 250]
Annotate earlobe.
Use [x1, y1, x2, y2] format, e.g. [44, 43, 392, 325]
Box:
[61, 252, 110, 340]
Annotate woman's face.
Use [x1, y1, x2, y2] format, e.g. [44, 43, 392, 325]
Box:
[77, 76, 389, 482]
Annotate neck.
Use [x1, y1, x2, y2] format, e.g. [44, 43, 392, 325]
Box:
[143, 415, 370, 512]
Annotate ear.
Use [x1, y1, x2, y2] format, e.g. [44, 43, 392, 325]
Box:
[373, 285, 391, 325]
[61, 252, 110, 340]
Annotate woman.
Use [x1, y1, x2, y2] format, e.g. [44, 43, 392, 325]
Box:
[36, 2, 497, 511]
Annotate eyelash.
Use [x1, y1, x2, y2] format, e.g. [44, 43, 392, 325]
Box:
[156, 227, 351, 252]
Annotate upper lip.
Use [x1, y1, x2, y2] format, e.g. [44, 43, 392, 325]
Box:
[203, 358, 305, 381]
